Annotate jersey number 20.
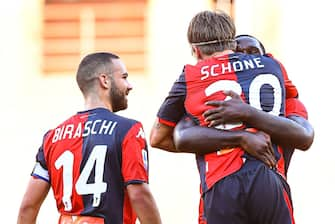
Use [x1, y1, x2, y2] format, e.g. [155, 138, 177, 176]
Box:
[205, 74, 283, 130]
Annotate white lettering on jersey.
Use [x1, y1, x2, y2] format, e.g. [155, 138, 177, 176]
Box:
[52, 120, 118, 143]
[136, 127, 145, 139]
[200, 57, 265, 80]
[142, 149, 148, 170]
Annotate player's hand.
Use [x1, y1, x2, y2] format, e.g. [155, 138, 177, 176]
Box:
[204, 90, 250, 127]
[241, 130, 276, 168]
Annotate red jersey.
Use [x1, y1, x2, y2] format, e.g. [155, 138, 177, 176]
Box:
[157, 53, 290, 192]
[32, 108, 149, 224]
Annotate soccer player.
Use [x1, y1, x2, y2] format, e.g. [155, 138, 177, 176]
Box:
[177, 34, 314, 173]
[234, 34, 314, 174]
[176, 89, 313, 224]
[235, 34, 266, 55]
[17, 52, 162, 224]
[173, 34, 314, 224]
[150, 10, 312, 224]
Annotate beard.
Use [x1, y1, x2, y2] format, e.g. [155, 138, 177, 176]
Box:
[109, 81, 128, 112]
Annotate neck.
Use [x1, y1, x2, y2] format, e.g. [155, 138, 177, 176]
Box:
[201, 49, 235, 60]
[84, 94, 112, 111]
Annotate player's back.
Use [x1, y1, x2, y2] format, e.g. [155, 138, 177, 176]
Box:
[183, 53, 287, 192]
[36, 107, 148, 224]
[184, 53, 286, 125]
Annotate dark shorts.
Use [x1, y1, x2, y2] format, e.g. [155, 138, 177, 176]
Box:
[203, 159, 294, 224]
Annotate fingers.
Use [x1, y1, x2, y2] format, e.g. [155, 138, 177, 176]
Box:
[267, 144, 276, 169]
[207, 120, 222, 128]
[205, 100, 224, 107]
[203, 107, 221, 117]
[264, 136, 276, 168]
[252, 131, 276, 169]
[223, 90, 242, 100]
[259, 132, 276, 168]
[205, 114, 224, 127]
[262, 154, 276, 169]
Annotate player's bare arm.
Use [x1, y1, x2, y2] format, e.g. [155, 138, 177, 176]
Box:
[127, 183, 162, 224]
[204, 90, 314, 150]
[17, 177, 50, 224]
[150, 118, 180, 153]
[174, 117, 276, 168]
[286, 115, 314, 150]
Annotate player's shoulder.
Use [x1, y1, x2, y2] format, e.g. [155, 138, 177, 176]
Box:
[113, 114, 146, 140]
[262, 53, 283, 65]
[249, 53, 284, 70]
[112, 113, 143, 130]
[115, 113, 140, 124]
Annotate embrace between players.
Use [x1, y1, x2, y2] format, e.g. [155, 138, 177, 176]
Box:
[18, 10, 314, 224]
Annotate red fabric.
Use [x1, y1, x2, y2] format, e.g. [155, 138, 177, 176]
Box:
[283, 189, 295, 224]
[122, 122, 148, 183]
[285, 98, 308, 119]
[185, 56, 246, 190]
[266, 53, 299, 99]
[44, 114, 87, 215]
[121, 122, 148, 223]
[158, 117, 176, 127]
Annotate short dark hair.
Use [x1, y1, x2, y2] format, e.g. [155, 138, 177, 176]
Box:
[235, 34, 266, 55]
[187, 10, 236, 55]
[76, 52, 119, 95]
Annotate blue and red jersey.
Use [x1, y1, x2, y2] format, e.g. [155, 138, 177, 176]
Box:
[32, 108, 149, 224]
[157, 53, 291, 193]
[283, 98, 308, 176]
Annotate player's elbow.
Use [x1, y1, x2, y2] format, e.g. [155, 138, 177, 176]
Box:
[287, 115, 315, 151]
[296, 130, 314, 151]
[149, 135, 160, 149]
[149, 127, 161, 147]
[296, 123, 315, 151]
[149, 131, 166, 150]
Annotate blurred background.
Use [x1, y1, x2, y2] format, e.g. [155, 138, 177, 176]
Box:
[1, 0, 334, 223]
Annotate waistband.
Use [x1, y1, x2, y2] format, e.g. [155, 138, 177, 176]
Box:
[59, 214, 104, 224]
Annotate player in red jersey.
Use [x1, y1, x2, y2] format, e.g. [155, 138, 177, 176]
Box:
[176, 34, 314, 224]
[150, 11, 313, 224]
[213, 34, 314, 175]
[182, 34, 314, 174]
[17, 52, 162, 224]
[177, 90, 313, 224]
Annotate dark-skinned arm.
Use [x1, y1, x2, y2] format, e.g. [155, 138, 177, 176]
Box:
[173, 117, 276, 167]
[151, 116, 276, 167]
[204, 90, 314, 150]
[285, 115, 314, 150]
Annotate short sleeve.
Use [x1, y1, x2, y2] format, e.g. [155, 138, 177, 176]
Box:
[285, 98, 308, 119]
[157, 69, 187, 127]
[31, 131, 51, 182]
[122, 122, 149, 185]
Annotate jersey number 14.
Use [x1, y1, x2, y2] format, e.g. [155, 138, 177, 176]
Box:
[55, 145, 108, 211]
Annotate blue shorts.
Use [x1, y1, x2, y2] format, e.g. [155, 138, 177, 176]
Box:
[203, 159, 294, 224]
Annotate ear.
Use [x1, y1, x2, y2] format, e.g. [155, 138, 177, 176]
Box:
[98, 73, 110, 89]
[192, 46, 202, 60]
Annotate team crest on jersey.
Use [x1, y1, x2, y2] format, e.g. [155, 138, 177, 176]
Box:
[136, 127, 145, 139]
